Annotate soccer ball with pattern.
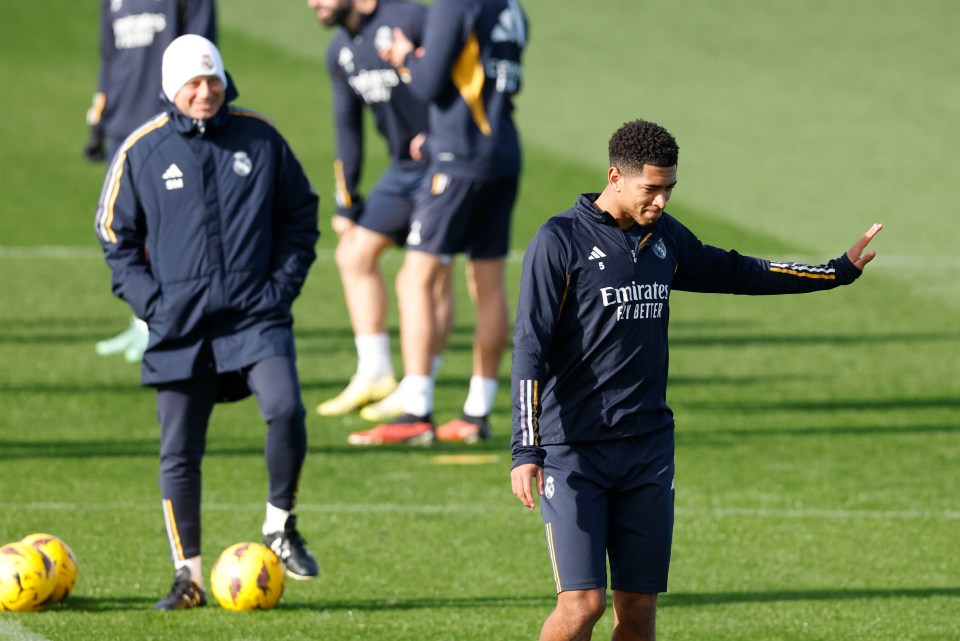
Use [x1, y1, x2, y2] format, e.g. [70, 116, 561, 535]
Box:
[0, 542, 58, 611]
[21, 534, 78, 604]
[210, 542, 284, 611]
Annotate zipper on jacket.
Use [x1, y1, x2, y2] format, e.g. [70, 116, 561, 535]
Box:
[622, 230, 653, 263]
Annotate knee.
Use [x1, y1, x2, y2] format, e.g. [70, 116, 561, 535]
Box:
[335, 238, 369, 274]
[614, 593, 657, 640]
[262, 395, 306, 431]
[557, 589, 606, 629]
[397, 259, 435, 292]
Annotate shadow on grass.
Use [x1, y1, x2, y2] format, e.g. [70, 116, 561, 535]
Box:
[660, 585, 960, 607]
[0, 435, 510, 460]
[669, 330, 959, 348]
[680, 396, 960, 412]
[280, 593, 556, 612]
[46, 585, 960, 613]
[676, 421, 960, 444]
[50, 595, 156, 612]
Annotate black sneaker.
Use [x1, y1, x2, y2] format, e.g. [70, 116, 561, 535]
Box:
[154, 566, 206, 610]
[263, 514, 320, 580]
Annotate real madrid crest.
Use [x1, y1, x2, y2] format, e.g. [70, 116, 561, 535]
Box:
[653, 238, 667, 260]
[544, 475, 555, 499]
[233, 151, 252, 177]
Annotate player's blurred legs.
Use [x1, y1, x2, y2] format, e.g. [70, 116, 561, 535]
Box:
[357, 259, 454, 423]
[465, 257, 509, 380]
[348, 249, 440, 445]
[317, 225, 398, 415]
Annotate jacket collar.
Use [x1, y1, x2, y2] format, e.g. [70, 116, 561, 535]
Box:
[574, 193, 665, 234]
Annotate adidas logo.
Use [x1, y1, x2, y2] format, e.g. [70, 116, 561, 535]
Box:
[163, 164, 183, 191]
[588, 246, 606, 261]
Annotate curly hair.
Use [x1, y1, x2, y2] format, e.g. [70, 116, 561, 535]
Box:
[608, 119, 679, 173]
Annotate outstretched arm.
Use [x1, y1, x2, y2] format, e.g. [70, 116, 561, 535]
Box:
[673, 221, 884, 294]
[846, 223, 883, 271]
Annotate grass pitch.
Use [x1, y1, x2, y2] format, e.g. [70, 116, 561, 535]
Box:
[1, 1, 958, 640]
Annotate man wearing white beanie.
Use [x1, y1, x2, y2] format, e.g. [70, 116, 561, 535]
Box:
[95, 35, 322, 610]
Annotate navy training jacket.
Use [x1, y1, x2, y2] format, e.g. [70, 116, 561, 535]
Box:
[95, 81, 320, 386]
[327, 0, 429, 219]
[400, 0, 527, 179]
[511, 194, 864, 468]
[90, 0, 216, 144]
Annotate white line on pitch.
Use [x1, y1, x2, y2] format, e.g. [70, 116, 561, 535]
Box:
[4, 502, 959, 520]
[0, 620, 53, 641]
[0, 246, 526, 262]
[0, 246, 954, 268]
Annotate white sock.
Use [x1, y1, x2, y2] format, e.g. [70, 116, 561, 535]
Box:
[430, 355, 443, 378]
[175, 556, 203, 588]
[133, 317, 148, 334]
[263, 502, 290, 536]
[355, 333, 393, 379]
[401, 375, 434, 417]
[462, 376, 498, 418]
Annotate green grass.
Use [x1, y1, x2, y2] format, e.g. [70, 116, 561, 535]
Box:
[1, 0, 959, 640]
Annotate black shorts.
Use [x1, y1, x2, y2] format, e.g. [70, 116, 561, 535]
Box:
[357, 163, 430, 246]
[540, 428, 675, 594]
[405, 171, 518, 259]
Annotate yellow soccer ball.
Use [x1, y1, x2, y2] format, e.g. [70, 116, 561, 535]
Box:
[210, 542, 284, 611]
[21, 534, 78, 604]
[0, 542, 58, 611]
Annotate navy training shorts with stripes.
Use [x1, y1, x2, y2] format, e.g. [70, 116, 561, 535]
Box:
[540, 428, 675, 594]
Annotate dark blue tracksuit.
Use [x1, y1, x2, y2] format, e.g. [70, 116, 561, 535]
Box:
[95, 81, 319, 560]
[511, 193, 864, 592]
[90, 0, 216, 151]
[327, 0, 429, 221]
[399, 0, 527, 179]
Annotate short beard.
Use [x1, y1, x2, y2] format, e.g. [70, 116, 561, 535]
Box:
[323, 4, 352, 28]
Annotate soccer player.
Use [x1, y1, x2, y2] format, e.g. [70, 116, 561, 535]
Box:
[87, 0, 217, 364]
[350, 0, 529, 445]
[510, 119, 883, 641]
[95, 35, 321, 609]
[308, 0, 455, 421]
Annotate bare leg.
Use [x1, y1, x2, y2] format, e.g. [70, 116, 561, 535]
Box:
[431, 259, 455, 359]
[396, 250, 443, 377]
[334, 226, 394, 337]
[465, 258, 508, 378]
[611, 591, 657, 641]
[540, 589, 606, 641]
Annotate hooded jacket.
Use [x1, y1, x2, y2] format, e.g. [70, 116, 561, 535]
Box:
[95, 79, 320, 386]
[511, 194, 863, 468]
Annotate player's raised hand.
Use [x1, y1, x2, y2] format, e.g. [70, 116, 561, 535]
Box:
[846, 223, 883, 270]
[511, 463, 543, 510]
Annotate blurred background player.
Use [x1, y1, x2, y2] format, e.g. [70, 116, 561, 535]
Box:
[309, 0, 455, 422]
[349, 0, 528, 445]
[95, 35, 321, 608]
[87, 0, 216, 363]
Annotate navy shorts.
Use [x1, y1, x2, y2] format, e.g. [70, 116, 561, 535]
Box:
[356, 163, 430, 246]
[540, 428, 675, 594]
[405, 171, 518, 259]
